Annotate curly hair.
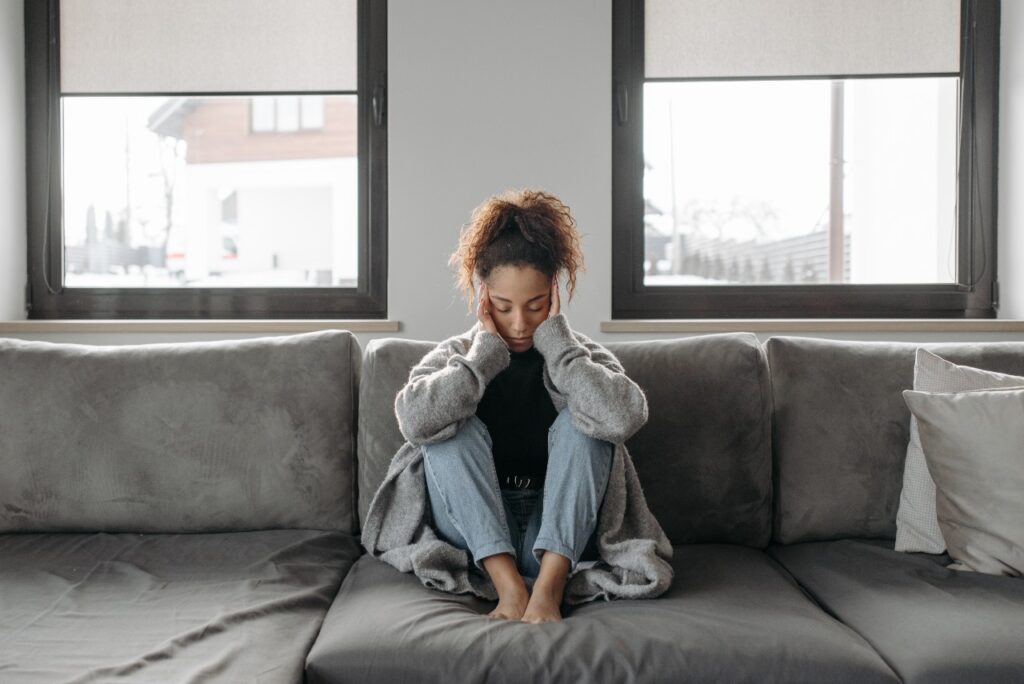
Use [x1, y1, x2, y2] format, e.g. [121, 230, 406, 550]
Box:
[448, 188, 585, 314]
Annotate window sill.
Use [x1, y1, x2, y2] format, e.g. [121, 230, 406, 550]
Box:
[0, 320, 401, 333]
[600, 319, 1024, 334]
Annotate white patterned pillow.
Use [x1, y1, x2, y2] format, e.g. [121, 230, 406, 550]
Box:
[894, 350, 1024, 553]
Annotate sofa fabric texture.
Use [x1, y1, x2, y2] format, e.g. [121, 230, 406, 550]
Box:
[0, 331, 360, 534]
[767, 337, 1024, 544]
[306, 544, 898, 684]
[768, 538, 1024, 684]
[356, 336, 434, 530]
[0, 530, 361, 683]
[604, 333, 773, 547]
[4, 328, 1024, 683]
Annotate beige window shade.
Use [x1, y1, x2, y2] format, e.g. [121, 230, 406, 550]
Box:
[645, 0, 961, 79]
[59, 0, 358, 94]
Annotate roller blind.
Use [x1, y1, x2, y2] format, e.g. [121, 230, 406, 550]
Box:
[59, 0, 358, 94]
[645, 0, 961, 79]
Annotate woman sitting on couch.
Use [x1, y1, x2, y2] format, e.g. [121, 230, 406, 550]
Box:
[361, 188, 673, 623]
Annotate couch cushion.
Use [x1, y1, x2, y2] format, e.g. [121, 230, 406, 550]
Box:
[605, 334, 772, 546]
[766, 336, 1024, 544]
[357, 332, 772, 546]
[356, 336, 434, 534]
[903, 386, 1024, 576]
[896, 350, 1024, 554]
[768, 538, 1024, 684]
[0, 330, 361, 533]
[306, 544, 897, 684]
[0, 529, 361, 682]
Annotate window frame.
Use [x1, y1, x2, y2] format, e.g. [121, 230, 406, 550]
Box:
[24, 0, 388, 319]
[611, 0, 1000, 319]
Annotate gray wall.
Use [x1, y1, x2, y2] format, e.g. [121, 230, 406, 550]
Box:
[1000, 0, 1024, 318]
[0, 0, 25, 321]
[1, 0, 1023, 347]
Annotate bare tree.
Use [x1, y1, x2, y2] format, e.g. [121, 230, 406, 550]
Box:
[145, 134, 186, 266]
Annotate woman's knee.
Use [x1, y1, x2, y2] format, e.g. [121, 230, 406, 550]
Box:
[422, 414, 492, 462]
[549, 407, 614, 456]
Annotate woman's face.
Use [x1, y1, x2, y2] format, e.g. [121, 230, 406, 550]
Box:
[484, 265, 552, 352]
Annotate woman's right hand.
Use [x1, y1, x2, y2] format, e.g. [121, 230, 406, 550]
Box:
[476, 282, 501, 337]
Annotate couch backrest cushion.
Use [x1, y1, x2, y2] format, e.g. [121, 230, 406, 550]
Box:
[766, 336, 1024, 545]
[605, 333, 773, 546]
[357, 332, 773, 547]
[356, 337, 435, 535]
[0, 330, 360, 534]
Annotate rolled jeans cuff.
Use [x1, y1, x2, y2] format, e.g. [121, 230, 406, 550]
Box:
[471, 539, 517, 572]
[532, 535, 580, 572]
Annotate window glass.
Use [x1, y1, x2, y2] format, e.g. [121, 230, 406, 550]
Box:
[642, 77, 958, 286]
[251, 96, 276, 132]
[275, 96, 301, 132]
[300, 95, 326, 129]
[62, 95, 359, 288]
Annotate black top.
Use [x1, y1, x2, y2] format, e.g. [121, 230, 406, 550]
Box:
[475, 345, 558, 484]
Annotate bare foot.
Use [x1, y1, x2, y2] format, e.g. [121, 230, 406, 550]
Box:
[487, 584, 530, 620]
[482, 552, 530, 620]
[520, 551, 570, 623]
[520, 585, 563, 623]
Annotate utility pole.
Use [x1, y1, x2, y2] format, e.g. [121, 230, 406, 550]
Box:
[668, 97, 682, 275]
[828, 80, 845, 283]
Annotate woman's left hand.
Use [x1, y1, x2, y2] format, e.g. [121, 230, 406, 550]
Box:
[547, 274, 560, 319]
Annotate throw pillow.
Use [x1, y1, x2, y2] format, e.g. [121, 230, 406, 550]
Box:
[894, 350, 1024, 553]
[902, 386, 1024, 576]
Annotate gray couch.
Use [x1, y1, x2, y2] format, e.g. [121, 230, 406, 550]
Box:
[3, 331, 1023, 683]
[0, 331, 363, 682]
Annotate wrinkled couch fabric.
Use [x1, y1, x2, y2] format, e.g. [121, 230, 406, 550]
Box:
[0, 331, 361, 534]
[307, 544, 896, 684]
[0, 331, 363, 682]
[0, 530, 361, 683]
[769, 538, 1024, 684]
[3, 330, 1024, 683]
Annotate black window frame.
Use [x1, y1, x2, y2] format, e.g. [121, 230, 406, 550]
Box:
[612, 0, 999, 319]
[24, 0, 388, 319]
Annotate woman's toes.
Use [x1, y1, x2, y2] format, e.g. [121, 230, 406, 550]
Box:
[520, 593, 563, 623]
[486, 589, 529, 620]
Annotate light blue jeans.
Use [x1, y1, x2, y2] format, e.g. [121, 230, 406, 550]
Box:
[422, 406, 614, 579]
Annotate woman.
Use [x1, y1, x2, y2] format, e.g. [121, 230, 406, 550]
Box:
[361, 189, 673, 624]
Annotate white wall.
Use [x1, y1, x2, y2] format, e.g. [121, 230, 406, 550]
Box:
[0, 0, 25, 320]
[999, 0, 1024, 318]
[1, 0, 1023, 347]
[387, 0, 612, 343]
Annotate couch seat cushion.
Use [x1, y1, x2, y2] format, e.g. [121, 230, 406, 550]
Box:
[0, 530, 361, 683]
[768, 538, 1024, 684]
[306, 544, 897, 684]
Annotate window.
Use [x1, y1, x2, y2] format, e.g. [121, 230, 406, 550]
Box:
[612, 0, 999, 318]
[25, 0, 388, 318]
[251, 96, 326, 133]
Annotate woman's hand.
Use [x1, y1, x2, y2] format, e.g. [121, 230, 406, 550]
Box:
[547, 274, 561, 320]
[476, 282, 500, 336]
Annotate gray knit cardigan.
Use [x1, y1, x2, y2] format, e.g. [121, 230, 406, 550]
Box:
[360, 312, 674, 605]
